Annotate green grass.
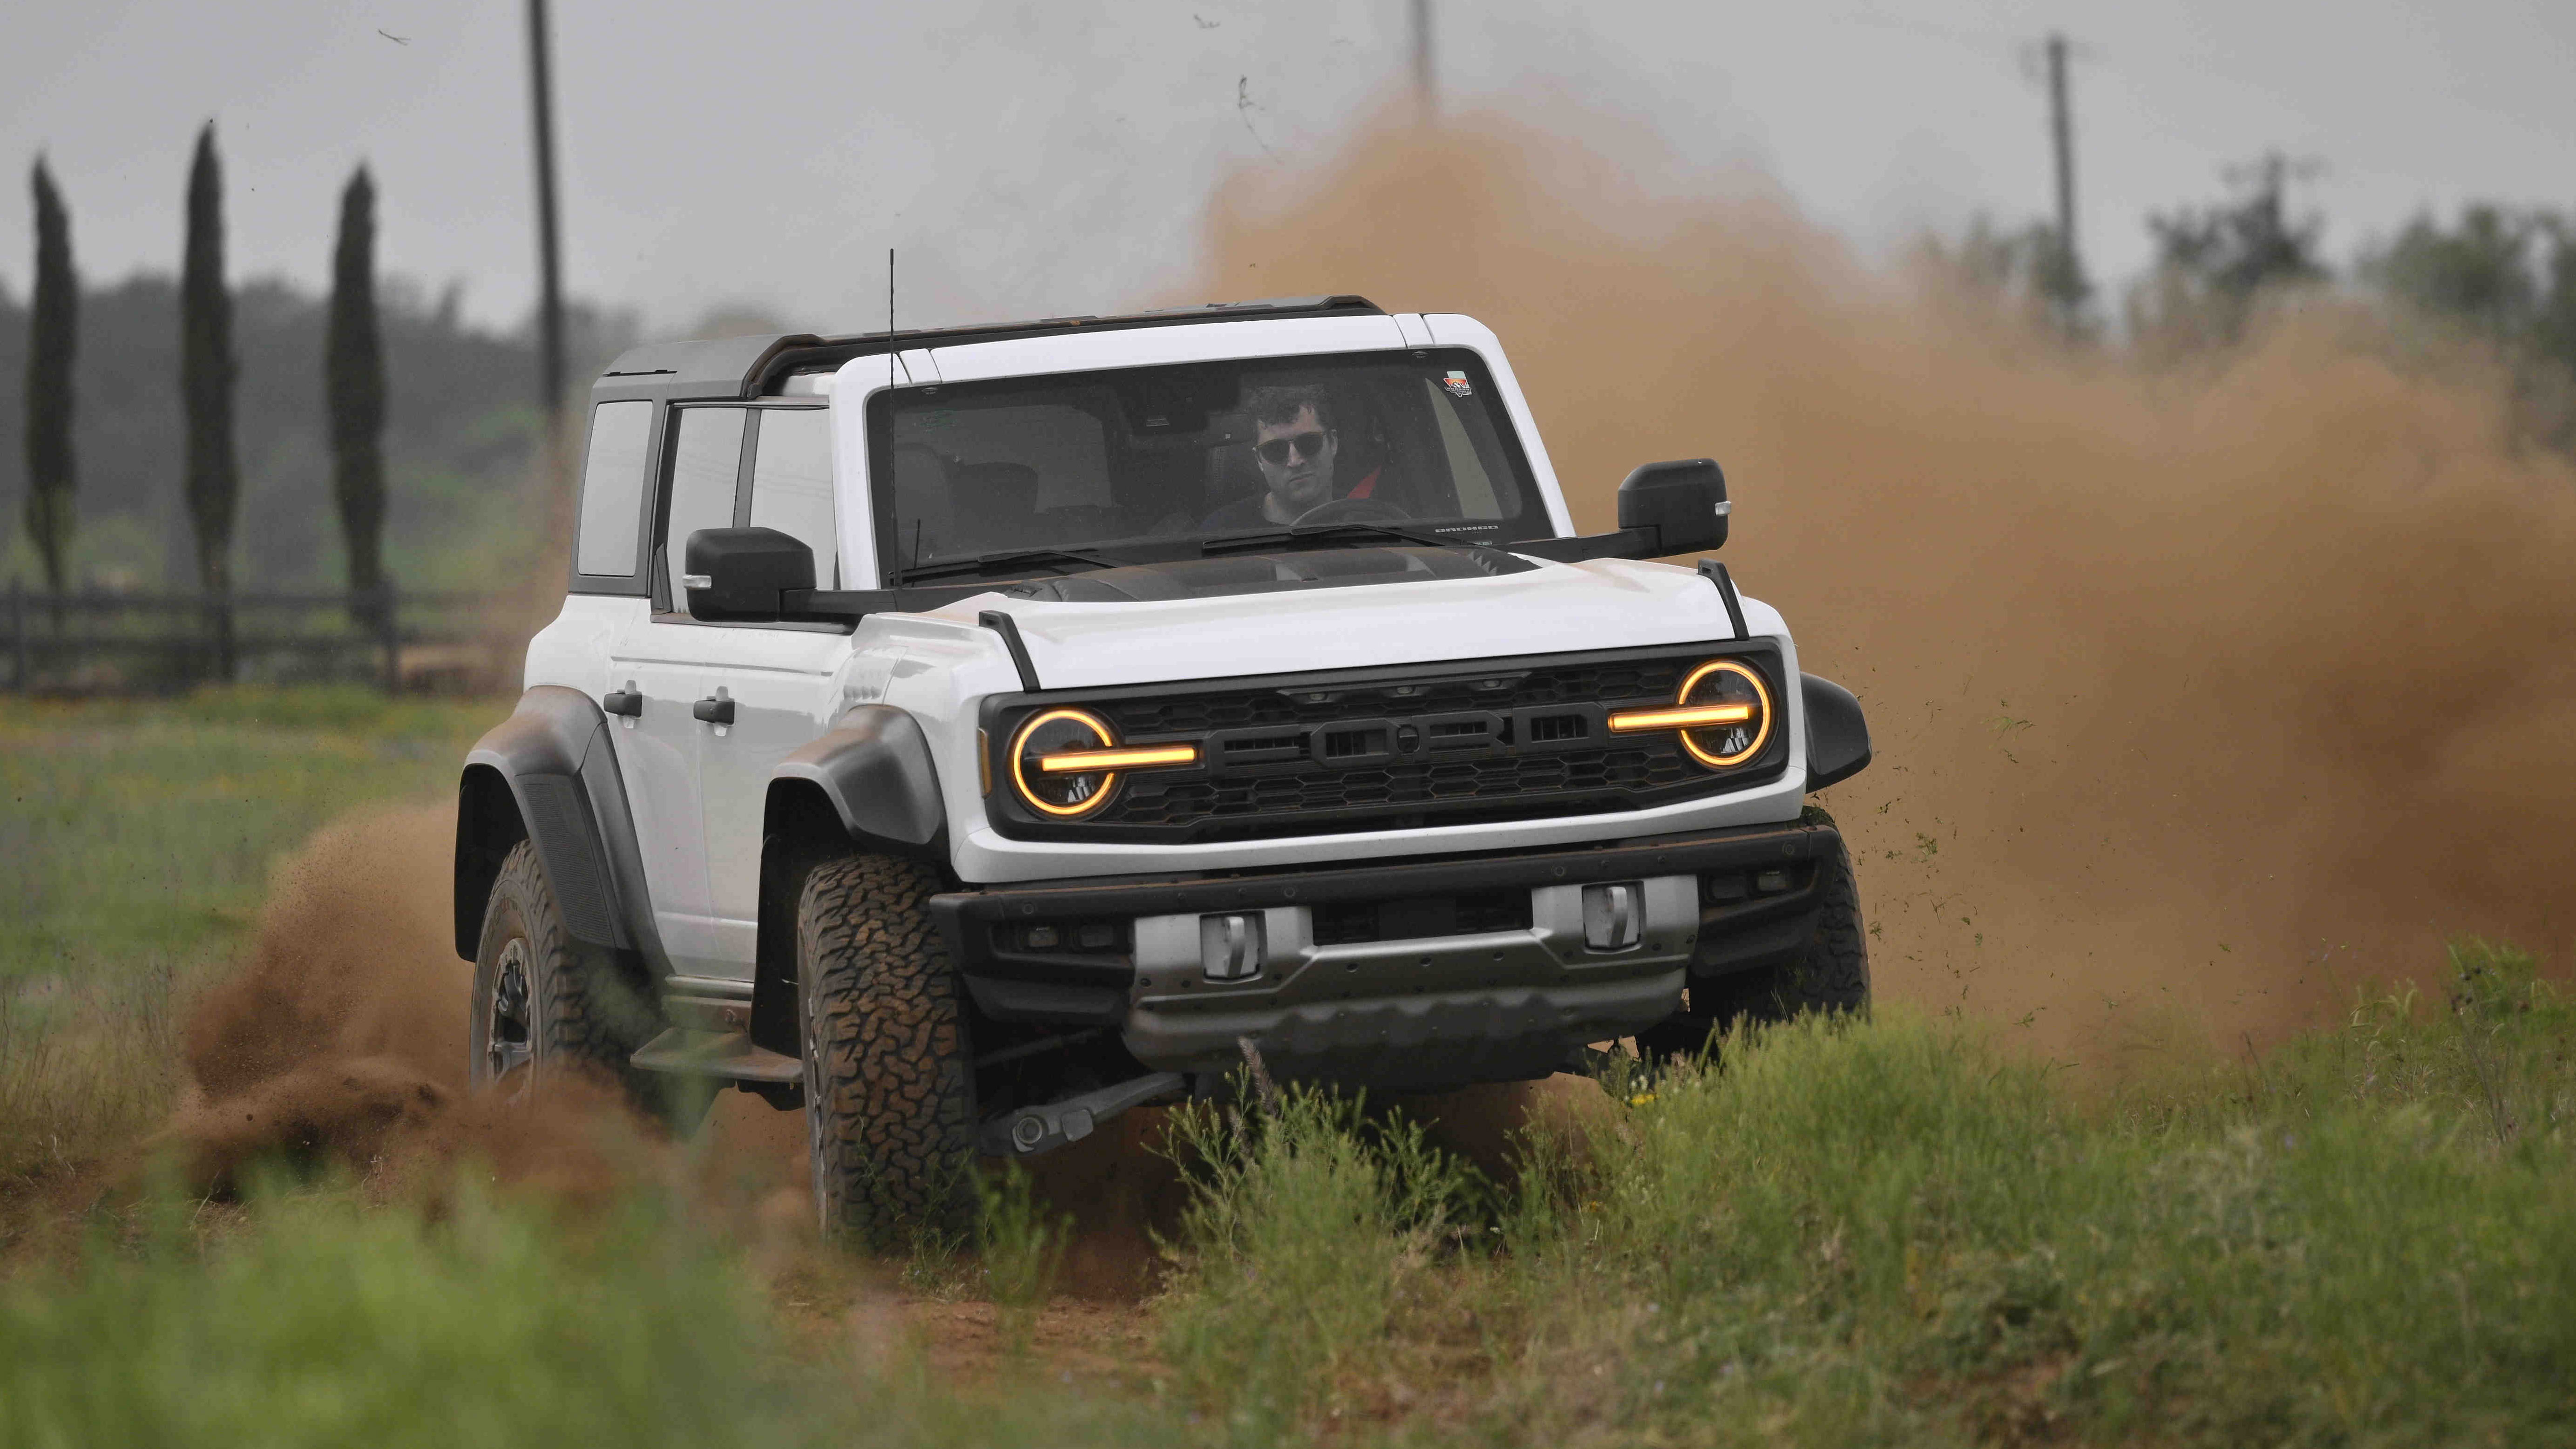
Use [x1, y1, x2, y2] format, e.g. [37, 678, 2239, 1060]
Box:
[6, 944, 2570, 1447]
[0, 686, 497, 983]
[0, 688, 498, 1187]
[1302, 943, 2574, 1445]
[0, 1178, 1189, 1449]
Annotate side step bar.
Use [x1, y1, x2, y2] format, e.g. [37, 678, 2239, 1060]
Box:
[978, 1071, 1186, 1158]
[629, 1028, 801, 1084]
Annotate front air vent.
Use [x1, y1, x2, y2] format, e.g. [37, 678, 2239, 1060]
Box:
[1525, 713, 1589, 743]
[1320, 726, 1391, 760]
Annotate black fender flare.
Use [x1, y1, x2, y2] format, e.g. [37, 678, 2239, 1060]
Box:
[749, 704, 950, 1054]
[767, 704, 949, 857]
[453, 685, 664, 967]
[1801, 673, 1872, 793]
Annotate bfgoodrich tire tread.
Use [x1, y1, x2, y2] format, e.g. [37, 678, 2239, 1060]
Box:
[1771, 829, 1871, 1016]
[1635, 817, 1871, 1064]
[799, 853, 978, 1249]
[469, 838, 656, 1099]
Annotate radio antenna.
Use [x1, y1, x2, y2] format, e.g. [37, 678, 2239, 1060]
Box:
[887, 247, 896, 391]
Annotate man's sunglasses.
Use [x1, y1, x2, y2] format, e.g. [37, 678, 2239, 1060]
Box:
[1256, 430, 1332, 467]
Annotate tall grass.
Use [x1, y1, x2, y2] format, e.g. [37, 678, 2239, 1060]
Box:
[0, 1177, 1195, 1449]
[4, 947, 2565, 1447]
[0, 689, 493, 1187]
[1136, 942, 2576, 1445]
[1501, 941, 2576, 1445]
[0, 687, 492, 982]
[975, 1164, 1069, 1357]
[1152, 1090, 1481, 1432]
[0, 968, 178, 1190]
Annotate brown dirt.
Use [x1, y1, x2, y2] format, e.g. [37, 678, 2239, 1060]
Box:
[138, 804, 694, 1210]
[1193, 106, 2576, 1062]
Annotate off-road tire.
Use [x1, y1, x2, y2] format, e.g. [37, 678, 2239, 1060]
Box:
[469, 839, 658, 1102]
[1637, 819, 1871, 1064]
[1758, 826, 1871, 1017]
[798, 853, 979, 1249]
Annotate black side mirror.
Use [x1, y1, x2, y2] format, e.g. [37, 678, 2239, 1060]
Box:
[1616, 459, 1729, 557]
[684, 527, 814, 622]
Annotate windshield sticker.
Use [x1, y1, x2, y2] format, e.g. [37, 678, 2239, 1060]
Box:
[1443, 370, 1473, 398]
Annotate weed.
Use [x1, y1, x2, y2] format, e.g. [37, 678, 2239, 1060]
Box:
[976, 1165, 1068, 1357]
[1153, 1088, 1477, 1431]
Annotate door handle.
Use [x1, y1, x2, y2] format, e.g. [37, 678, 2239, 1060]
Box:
[691, 695, 735, 726]
[603, 689, 642, 717]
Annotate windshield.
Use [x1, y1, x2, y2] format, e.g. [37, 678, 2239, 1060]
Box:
[865, 348, 1553, 582]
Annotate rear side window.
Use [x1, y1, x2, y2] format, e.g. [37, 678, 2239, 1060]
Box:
[748, 408, 839, 588]
[575, 400, 653, 577]
[663, 406, 750, 598]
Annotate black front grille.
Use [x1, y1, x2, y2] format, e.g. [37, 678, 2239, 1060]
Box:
[983, 643, 1787, 844]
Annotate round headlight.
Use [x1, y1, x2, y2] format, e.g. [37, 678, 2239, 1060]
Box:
[1009, 708, 1122, 817]
[1674, 659, 1772, 768]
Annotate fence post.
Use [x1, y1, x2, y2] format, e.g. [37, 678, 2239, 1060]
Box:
[215, 589, 236, 684]
[378, 583, 402, 694]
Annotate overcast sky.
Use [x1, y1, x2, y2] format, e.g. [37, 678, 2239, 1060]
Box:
[5, 0, 2573, 336]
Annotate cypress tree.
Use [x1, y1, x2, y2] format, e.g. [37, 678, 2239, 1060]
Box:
[23, 158, 77, 596]
[180, 122, 239, 672]
[325, 166, 387, 627]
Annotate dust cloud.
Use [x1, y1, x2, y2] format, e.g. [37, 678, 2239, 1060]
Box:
[161, 804, 803, 1216]
[1195, 108, 2576, 1056]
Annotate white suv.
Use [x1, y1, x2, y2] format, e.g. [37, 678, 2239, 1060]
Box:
[454, 296, 1872, 1243]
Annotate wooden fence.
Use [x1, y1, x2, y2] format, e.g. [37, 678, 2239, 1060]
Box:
[3, 580, 520, 694]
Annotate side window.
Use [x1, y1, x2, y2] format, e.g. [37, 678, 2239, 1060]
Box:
[574, 400, 653, 577]
[662, 406, 750, 602]
[747, 408, 839, 588]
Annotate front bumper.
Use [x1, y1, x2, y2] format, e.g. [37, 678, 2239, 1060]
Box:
[929, 816, 1840, 1090]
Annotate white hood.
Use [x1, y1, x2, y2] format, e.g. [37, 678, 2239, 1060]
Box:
[943, 557, 1784, 690]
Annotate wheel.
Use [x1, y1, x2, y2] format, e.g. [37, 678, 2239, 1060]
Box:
[798, 853, 979, 1249]
[468, 839, 658, 1102]
[1636, 819, 1871, 1065]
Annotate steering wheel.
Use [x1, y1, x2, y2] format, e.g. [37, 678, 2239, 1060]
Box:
[1293, 496, 1413, 527]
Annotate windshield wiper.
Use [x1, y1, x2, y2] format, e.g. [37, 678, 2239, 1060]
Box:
[897, 545, 1130, 584]
[1199, 521, 1466, 556]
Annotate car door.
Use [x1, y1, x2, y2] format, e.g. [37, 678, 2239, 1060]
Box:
[603, 402, 754, 981]
[695, 405, 851, 961]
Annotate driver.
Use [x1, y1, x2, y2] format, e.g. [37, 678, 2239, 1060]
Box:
[1203, 384, 1381, 530]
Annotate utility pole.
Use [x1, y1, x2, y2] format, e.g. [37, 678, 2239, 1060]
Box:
[1411, 0, 1436, 121]
[2043, 32, 2087, 336]
[525, 0, 566, 419]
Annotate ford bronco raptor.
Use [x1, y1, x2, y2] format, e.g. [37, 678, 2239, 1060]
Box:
[455, 295, 1872, 1243]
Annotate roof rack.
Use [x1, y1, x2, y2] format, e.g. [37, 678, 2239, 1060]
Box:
[594, 295, 1384, 401]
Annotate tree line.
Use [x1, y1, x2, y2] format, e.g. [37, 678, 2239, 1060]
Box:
[5, 130, 630, 625]
[1947, 153, 2576, 449]
[21, 127, 385, 645]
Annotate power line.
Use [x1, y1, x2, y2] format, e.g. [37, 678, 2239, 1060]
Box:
[2045, 31, 2088, 334]
[1411, 0, 1437, 120]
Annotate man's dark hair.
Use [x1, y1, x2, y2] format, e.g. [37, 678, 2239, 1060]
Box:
[1245, 384, 1334, 433]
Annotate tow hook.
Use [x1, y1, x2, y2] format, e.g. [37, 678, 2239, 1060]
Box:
[977, 1071, 1187, 1158]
